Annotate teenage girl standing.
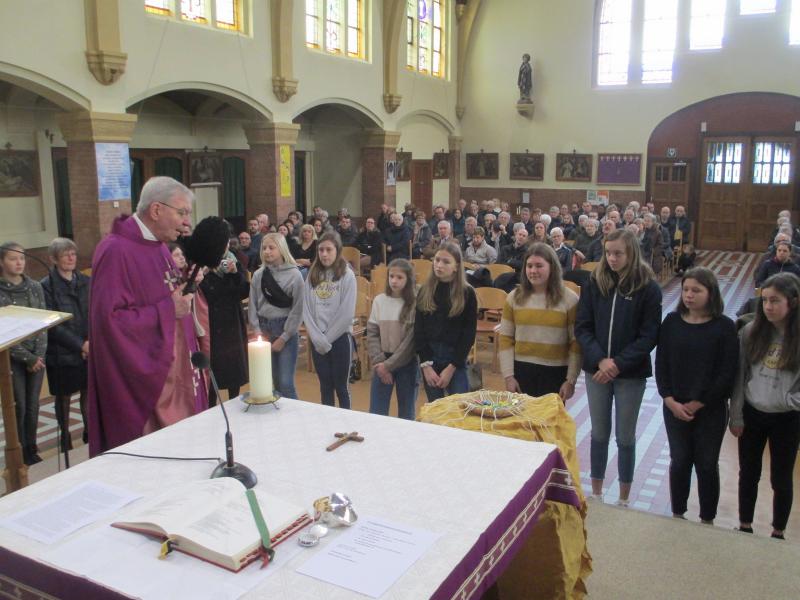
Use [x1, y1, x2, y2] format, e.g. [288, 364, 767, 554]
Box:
[415, 242, 478, 401]
[303, 232, 357, 408]
[575, 229, 662, 505]
[730, 272, 800, 539]
[500, 243, 580, 400]
[655, 267, 738, 523]
[367, 259, 419, 419]
[249, 233, 304, 400]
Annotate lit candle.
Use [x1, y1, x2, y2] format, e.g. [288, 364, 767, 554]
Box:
[248, 336, 273, 400]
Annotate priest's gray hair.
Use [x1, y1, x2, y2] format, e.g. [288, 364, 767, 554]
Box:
[136, 177, 193, 217]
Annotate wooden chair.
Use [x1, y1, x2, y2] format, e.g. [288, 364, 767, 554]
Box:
[755, 287, 762, 297]
[299, 325, 314, 372]
[356, 275, 371, 300]
[370, 265, 388, 297]
[472, 287, 507, 372]
[411, 258, 432, 283]
[341, 246, 361, 276]
[564, 280, 580, 296]
[352, 292, 371, 370]
[463, 261, 478, 271]
[580, 261, 600, 272]
[80, 268, 92, 276]
[486, 263, 514, 280]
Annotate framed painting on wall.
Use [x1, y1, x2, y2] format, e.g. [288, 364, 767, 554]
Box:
[466, 153, 499, 179]
[396, 152, 412, 181]
[597, 153, 642, 185]
[432, 152, 449, 178]
[0, 150, 39, 196]
[555, 153, 592, 182]
[509, 153, 544, 180]
[189, 153, 222, 185]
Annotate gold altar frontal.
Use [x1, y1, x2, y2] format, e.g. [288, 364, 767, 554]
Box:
[419, 392, 592, 600]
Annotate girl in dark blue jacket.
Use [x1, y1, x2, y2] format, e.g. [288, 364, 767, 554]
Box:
[575, 229, 662, 506]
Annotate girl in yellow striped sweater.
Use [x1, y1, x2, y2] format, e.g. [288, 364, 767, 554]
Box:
[499, 243, 581, 401]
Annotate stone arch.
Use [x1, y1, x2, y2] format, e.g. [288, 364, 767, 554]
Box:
[126, 81, 273, 121]
[396, 109, 456, 135]
[0, 61, 90, 110]
[292, 98, 383, 129]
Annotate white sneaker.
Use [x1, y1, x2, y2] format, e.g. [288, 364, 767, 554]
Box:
[616, 498, 630, 508]
[589, 493, 604, 502]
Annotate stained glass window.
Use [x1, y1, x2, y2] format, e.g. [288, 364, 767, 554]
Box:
[181, 0, 207, 23]
[597, 0, 632, 86]
[753, 142, 792, 185]
[690, 0, 726, 50]
[641, 0, 678, 83]
[791, 0, 800, 44]
[305, 0, 363, 58]
[705, 142, 743, 184]
[407, 0, 445, 77]
[145, 0, 171, 15]
[145, 1, 243, 31]
[740, 0, 776, 15]
[215, 0, 241, 31]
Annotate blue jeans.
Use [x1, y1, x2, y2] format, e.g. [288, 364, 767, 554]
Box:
[370, 358, 420, 420]
[422, 343, 469, 402]
[258, 317, 299, 400]
[584, 374, 646, 483]
[312, 333, 352, 409]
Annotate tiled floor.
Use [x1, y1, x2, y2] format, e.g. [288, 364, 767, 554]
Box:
[3, 250, 799, 537]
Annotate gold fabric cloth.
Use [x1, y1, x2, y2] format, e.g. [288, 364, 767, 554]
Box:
[419, 392, 592, 600]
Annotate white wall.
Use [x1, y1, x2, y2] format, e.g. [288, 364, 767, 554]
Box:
[460, 0, 800, 192]
[396, 114, 452, 207]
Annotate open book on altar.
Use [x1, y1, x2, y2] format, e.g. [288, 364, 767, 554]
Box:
[112, 478, 312, 572]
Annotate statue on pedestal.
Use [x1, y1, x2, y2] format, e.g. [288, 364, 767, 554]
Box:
[518, 53, 533, 104]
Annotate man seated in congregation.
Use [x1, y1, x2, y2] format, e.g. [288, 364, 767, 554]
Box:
[493, 224, 529, 292]
[464, 226, 497, 265]
[622, 208, 636, 229]
[773, 210, 800, 244]
[584, 219, 616, 263]
[671, 205, 692, 248]
[547, 206, 562, 231]
[335, 213, 359, 247]
[238, 230, 261, 272]
[518, 206, 534, 233]
[356, 216, 384, 272]
[376, 203, 393, 232]
[423, 219, 456, 259]
[384, 212, 412, 261]
[754, 240, 800, 287]
[411, 211, 433, 258]
[549, 227, 574, 273]
[458, 216, 478, 251]
[427, 205, 447, 231]
[560, 213, 577, 238]
[401, 203, 416, 227]
[88, 176, 207, 455]
[570, 214, 587, 240]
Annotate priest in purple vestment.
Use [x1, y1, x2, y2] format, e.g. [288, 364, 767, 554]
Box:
[87, 177, 208, 456]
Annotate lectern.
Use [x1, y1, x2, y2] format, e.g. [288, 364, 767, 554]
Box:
[0, 305, 72, 494]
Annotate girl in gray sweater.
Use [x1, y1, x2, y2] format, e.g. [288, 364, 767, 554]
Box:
[249, 234, 304, 399]
[730, 273, 800, 539]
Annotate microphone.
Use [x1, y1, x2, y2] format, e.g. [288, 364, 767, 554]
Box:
[191, 351, 257, 489]
[179, 217, 230, 295]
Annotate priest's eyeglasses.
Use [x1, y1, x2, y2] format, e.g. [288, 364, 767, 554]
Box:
[157, 201, 192, 218]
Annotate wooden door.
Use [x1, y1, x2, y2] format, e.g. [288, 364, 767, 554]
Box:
[698, 137, 750, 250]
[410, 160, 433, 215]
[746, 138, 795, 251]
[649, 161, 690, 216]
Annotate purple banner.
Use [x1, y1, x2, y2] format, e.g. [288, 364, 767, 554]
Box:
[597, 154, 641, 185]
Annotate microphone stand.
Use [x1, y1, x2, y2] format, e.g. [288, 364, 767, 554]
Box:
[191, 352, 257, 489]
[5, 247, 74, 469]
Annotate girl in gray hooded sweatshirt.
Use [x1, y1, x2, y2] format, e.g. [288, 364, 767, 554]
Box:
[248, 233, 304, 399]
[730, 272, 800, 539]
[0, 242, 47, 465]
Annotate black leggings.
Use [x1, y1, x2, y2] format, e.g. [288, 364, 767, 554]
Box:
[312, 333, 352, 409]
[738, 403, 800, 531]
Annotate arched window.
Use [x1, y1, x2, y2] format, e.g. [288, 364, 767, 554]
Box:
[406, 0, 446, 78]
[305, 0, 365, 59]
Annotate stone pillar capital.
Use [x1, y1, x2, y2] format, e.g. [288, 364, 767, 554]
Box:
[243, 121, 301, 146]
[57, 111, 137, 143]
[448, 136, 463, 152]
[362, 129, 402, 149]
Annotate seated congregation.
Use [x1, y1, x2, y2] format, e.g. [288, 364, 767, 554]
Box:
[2, 177, 799, 542]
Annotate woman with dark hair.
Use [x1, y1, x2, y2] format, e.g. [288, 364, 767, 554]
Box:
[499, 243, 580, 400]
[730, 273, 800, 539]
[656, 267, 738, 524]
[754, 240, 800, 288]
[40, 237, 91, 450]
[450, 208, 465, 237]
[575, 229, 662, 505]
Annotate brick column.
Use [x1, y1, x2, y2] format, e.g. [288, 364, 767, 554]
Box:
[448, 135, 462, 207]
[361, 128, 401, 219]
[243, 121, 300, 221]
[57, 111, 138, 257]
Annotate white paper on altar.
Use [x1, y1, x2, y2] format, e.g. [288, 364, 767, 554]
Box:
[0, 315, 54, 348]
[41, 525, 303, 600]
[296, 516, 440, 598]
[0, 481, 141, 544]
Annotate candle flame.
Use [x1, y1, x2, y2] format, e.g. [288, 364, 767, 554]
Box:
[257, 335, 262, 342]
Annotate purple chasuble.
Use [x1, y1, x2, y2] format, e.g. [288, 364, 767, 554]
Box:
[87, 215, 207, 456]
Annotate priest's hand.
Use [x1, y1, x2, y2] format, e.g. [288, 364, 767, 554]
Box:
[173, 284, 193, 318]
[81, 340, 89, 360]
[272, 337, 285, 352]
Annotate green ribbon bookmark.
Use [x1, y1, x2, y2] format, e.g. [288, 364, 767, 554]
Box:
[246, 489, 275, 566]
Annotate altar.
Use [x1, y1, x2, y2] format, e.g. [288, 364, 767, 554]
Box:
[0, 398, 579, 599]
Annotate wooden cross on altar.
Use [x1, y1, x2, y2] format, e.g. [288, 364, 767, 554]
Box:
[326, 431, 364, 452]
